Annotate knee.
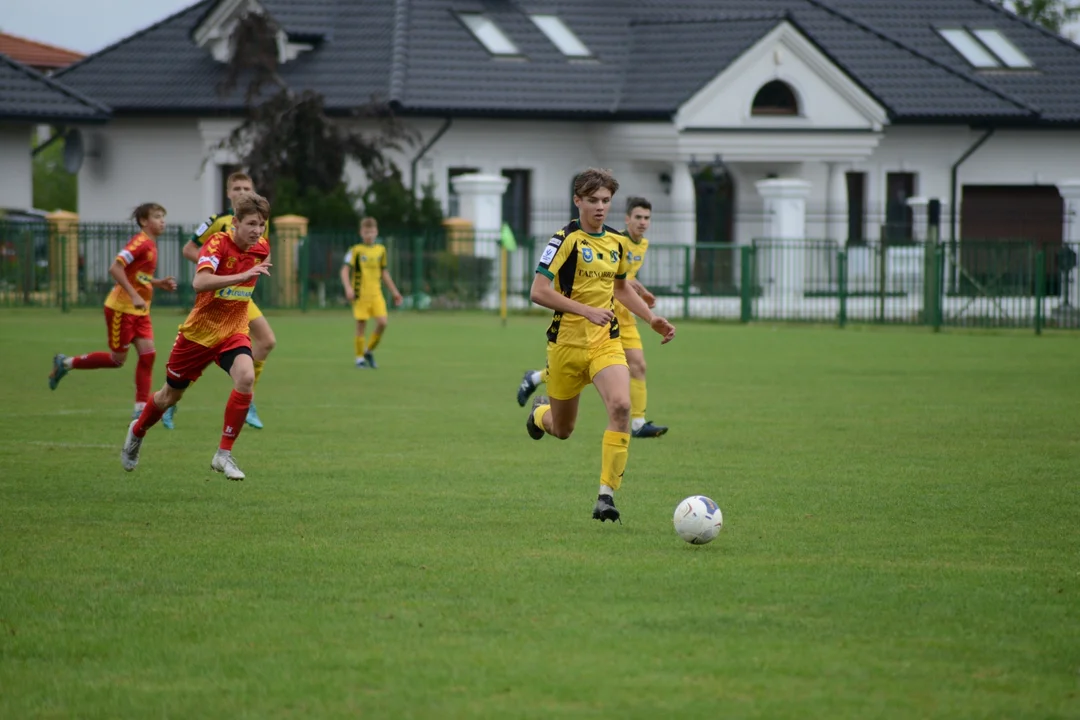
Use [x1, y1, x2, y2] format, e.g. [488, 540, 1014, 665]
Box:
[111, 351, 128, 366]
[376, 319, 388, 333]
[157, 386, 183, 407]
[549, 418, 575, 440]
[630, 359, 646, 378]
[258, 333, 277, 353]
[233, 369, 255, 393]
[608, 397, 631, 422]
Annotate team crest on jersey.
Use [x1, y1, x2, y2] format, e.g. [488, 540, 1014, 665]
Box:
[226, 257, 237, 269]
[582, 247, 594, 263]
[361, 255, 368, 262]
[609, 249, 619, 263]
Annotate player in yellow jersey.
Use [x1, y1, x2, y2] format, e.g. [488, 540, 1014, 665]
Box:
[161, 171, 275, 430]
[524, 169, 675, 523]
[517, 196, 668, 438]
[339, 216, 403, 368]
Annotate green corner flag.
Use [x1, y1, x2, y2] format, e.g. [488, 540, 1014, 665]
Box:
[500, 223, 517, 252]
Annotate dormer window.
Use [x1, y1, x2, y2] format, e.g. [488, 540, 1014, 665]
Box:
[938, 28, 1034, 69]
[530, 15, 592, 57]
[751, 80, 799, 116]
[193, 0, 314, 64]
[458, 13, 520, 56]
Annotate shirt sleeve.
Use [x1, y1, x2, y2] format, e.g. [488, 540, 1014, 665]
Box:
[536, 233, 574, 279]
[196, 234, 226, 273]
[615, 238, 631, 280]
[191, 215, 218, 247]
[342, 248, 353, 265]
[117, 234, 148, 266]
[379, 246, 387, 270]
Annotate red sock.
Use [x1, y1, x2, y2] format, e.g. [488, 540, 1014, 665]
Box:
[220, 390, 252, 451]
[72, 352, 122, 369]
[133, 398, 165, 438]
[135, 351, 155, 403]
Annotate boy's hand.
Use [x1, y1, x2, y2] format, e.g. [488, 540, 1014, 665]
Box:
[131, 295, 148, 311]
[392, 291, 403, 306]
[344, 287, 356, 302]
[650, 316, 676, 345]
[641, 289, 657, 308]
[243, 261, 272, 281]
[582, 307, 616, 326]
[156, 276, 178, 292]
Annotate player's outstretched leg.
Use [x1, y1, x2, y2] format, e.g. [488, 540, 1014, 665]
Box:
[161, 404, 176, 430]
[48, 354, 70, 390]
[516, 369, 546, 407]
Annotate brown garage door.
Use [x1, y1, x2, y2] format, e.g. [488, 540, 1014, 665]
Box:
[960, 185, 1065, 296]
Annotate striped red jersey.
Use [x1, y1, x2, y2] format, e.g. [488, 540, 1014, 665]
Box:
[178, 232, 270, 347]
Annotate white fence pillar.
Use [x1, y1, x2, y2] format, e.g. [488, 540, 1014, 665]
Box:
[756, 178, 812, 297]
[451, 173, 510, 308]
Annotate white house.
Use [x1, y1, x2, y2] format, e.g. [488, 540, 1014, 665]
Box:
[51, 0, 1080, 311]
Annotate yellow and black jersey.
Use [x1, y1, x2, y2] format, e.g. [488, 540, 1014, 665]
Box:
[536, 220, 631, 348]
[191, 207, 269, 248]
[614, 232, 649, 327]
[343, 243, 387, 298]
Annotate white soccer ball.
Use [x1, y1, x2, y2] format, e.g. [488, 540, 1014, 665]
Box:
[673, 495, 723, 545]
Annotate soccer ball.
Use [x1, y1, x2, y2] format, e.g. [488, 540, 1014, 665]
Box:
[673, 495, 723, 545]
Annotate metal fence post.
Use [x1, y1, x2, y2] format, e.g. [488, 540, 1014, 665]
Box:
[837, 249, 847, 328]
[1034, 249, 1046, 335]
[739, 245, 752, 323]
[932, 244, 944, 332]
[298, 235, 310, 313]
[412, 234, 424, 311]
[877, 237, 887, 323]
[60, 234, 68, 313]
[682, 245, 692, 320]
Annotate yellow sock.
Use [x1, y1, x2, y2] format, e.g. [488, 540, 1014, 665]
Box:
[601, 430, 630, 491]
[368, 332, 383, 352]
[354, 336, 366, 357]
[252, 359, 265, 391]
[630, 377, 647, 421]
[533, 404, 551, 435]
[540, 367, 549, 383]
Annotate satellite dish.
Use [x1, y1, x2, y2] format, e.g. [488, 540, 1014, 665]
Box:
[63, 129, 84, 174]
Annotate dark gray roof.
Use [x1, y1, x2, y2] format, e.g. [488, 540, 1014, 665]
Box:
[54, 0, 1080, 125]
[0, 53, 110, 122]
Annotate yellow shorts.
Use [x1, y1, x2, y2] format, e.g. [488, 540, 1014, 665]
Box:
[247, 301, 263, 322]
[545, 338, 627, 401]
[353, 294, 388, 321]
[619, 320, 642, 350]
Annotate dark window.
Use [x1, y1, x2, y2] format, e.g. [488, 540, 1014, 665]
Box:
[846, 171, 867, 245]
[501, 169, 531, 240]
[447, 166, 479, 217]
[219, 164, 242, 213]
[751, 81, 799, 116]
[884, 172, 917, 243]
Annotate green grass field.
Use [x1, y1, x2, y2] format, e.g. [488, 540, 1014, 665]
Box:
[1, 308, 1079, 719]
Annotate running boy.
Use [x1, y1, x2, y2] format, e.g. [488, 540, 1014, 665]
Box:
[121, 193, 272, 480]
[524, 169, 675, 523]
[49, 203, 177, 417]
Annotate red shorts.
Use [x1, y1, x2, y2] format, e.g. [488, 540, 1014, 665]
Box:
[165, 332, 251, 384]
[104, 307, 152, 353]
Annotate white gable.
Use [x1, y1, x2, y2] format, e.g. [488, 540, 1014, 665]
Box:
[675, 21, 888, 132]
[192, 0, 313, 64]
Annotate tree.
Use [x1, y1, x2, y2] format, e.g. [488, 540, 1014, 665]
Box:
[215, 12, 416, 218]
[996, 0, 1079, 33]
[32, 129, 77, 212]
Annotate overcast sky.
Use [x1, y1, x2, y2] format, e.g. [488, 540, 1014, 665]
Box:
[0, 0, 194, 55]
[1, 0, 1077, 56]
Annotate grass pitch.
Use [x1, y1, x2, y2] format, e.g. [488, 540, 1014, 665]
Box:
[1, 309, 1078, 719]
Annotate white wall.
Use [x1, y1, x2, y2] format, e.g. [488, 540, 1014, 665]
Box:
[0, 125, 33, 211]
[78, 118, 205, 223]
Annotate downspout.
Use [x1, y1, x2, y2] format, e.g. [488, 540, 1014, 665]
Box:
[410, 118, 452, 195]
[949, 128, 995, 292]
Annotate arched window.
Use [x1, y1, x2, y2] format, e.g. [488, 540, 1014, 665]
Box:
[751, 81, 799, 116]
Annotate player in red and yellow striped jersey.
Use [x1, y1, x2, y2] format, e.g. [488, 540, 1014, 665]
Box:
[162, 170, 274, 430]
[48, 203, 177, 417]
[122, 193, 272, 480]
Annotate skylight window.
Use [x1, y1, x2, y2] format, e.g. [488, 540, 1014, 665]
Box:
[459, 13, 519, 56]
[939, 29, 1001, 67]
[530, 15, 592, 57]
[972, 29, 1033, 68]
[938, 28, 1035, 69]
